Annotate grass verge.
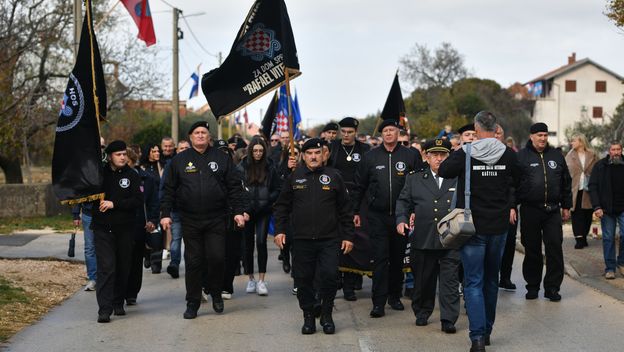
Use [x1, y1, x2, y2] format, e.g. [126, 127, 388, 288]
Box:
[0, 214, 74, 234]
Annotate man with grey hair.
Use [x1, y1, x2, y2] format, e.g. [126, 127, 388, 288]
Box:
[438, 111, 521, 352]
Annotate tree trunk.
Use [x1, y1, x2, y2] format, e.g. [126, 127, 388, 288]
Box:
[0, 155, 23, 184]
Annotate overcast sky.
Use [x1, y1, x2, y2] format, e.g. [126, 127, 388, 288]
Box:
[111, 0, 624, 128]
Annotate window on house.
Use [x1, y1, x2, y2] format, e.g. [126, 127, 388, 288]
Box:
[596, 81, 607, 93]
[593, 106, 603, 118]
[565, 80, 576, 92]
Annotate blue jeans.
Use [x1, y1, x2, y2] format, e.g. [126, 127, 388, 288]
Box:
[601, 212, 624, 272]
[81, 213, 97, 281]
[170, 212, 183, 266]
[460, 233, 506, 341]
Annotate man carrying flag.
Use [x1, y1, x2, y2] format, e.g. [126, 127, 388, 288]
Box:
[120, 0, 156, 46]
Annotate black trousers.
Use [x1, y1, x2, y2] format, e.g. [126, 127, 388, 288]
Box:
[94, 225, 134, 315]
[243, 213, 270, 274]
[126, 226, 147, 300]
[182, 217, 226, 303]
[572, 191, 593, 241]
[499, 217, 518, 281]
[520, 205, 564, 292]
[292, 238, 340, 311]
[368, 210, 407, 306]
[410, 249, 460, 323]
[223, 229, 242, 294]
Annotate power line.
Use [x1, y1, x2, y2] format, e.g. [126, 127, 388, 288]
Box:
[180, 15, 219, 59]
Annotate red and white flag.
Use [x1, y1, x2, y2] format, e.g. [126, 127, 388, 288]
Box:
[120, 0, 156, 46]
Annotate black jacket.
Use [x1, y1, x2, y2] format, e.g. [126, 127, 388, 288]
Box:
[516, 141, 572, 209]
[273, 165, 354, 242]
[352, 144, 424, 215]
[237, 158, 280, 215]
[135, 167, 160, 226]
[92, 164, 143, 229]
[328, 139, 371, 191]
[438, 141, 521, 235]
[160, 146, 246, 221]
[588, 156, 624, 215]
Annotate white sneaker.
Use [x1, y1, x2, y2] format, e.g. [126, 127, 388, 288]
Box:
[246, 280, 257, 293]
[292, 287, 298, 295]
[201, 291, 209, 302]
[84, 280, 96, 291]
[257, 280, 268, 296]
[221, 291, 232, 300]
[162, 249, 170, 260]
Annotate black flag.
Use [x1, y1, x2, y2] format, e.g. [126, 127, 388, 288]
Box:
[260, 91, 278, 138]
[380, 72, 406, 120]
[201, 0, 300, 119]
[52, 0, 107, 205]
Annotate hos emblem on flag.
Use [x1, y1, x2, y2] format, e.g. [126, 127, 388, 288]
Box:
[56, 73, 85, 133]
[236, 23, 281, 62]
[119, 178, 130, 189]
[319, 174, 331, 185]
[209, 161, 219, 172]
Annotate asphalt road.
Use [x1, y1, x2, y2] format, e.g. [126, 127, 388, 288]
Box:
[3, 239, 624, 352]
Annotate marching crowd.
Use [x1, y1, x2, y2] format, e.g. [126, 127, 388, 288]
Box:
[72, 111, 624, 352]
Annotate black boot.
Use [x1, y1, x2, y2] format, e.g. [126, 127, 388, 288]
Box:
[470, 337, 486, 352]
[212, 294, 224, 313]
[301, 311, 316, 334]
[183, 301, 200, 319]
[319, 302, 335, 334]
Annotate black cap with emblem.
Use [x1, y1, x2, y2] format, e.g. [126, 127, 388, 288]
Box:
[105, 140, 127, 154]
[378, 119, 399, 132]
[457, 123, 475, 135]
[322, 122, 339, 133]
[188, 120, 210, 135]
[215, 139, 228, 150]
[423, 138, 451, 153]
[302, 138, 323, 152]
[338, 117, 359, 129]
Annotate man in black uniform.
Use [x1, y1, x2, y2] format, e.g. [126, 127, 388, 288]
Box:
[273, 138, 355, 335]
[516, 122, 572, 301]
[352, 119, 424, 318]
[321, 122, 339, 142]
[160, 121, 246, 319]
[396, 138, 460, 333]
[92, 140, 143, 323]
[328, 117, 370, 301]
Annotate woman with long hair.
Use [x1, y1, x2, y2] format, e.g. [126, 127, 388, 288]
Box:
[140, 143, 164, 183]
[239, 136, 280, 296]
[565, 133, 598, 249]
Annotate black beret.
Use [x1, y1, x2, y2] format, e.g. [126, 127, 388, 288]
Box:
[227, 136, 237, 144]
[378, 119, 399, 133]
[215, 139, 228, 149]
[339, 117, 359, 129]
[302, 138, 323, 152]
[322, 123, 339, 133]
[105, 140, 126, 154]
[457, 124, 475, 135]
[423, 138, 451, 153]
[188, 121, 210, 135]
[530, 122, 548, 134]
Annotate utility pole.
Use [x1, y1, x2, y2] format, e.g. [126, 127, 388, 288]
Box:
[217, 51, 223, 139]
[172, 8, 181, 143]
[73, 0, 82, 60]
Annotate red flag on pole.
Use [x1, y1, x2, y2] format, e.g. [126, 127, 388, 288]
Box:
[120, 0, 156, 46]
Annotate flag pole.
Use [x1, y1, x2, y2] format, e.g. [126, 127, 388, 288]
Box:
[284, 68, 295, 158]
[95, 0, 121, 31]
[371, 117, 382, 137]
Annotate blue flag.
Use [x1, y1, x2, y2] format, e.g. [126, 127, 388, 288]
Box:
[293, 91, 302, 139]
[189, 72, 199, 99]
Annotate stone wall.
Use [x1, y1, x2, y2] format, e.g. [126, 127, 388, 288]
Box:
[0, 183, 70, 218]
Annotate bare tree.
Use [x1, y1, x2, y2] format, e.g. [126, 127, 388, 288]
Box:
[0, 0, 165, 183]
[400, 42, 470, 89]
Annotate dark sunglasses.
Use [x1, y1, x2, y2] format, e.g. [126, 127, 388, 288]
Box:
[400, 141, 410, 146]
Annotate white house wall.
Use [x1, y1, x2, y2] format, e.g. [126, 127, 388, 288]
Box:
[532, 64, 624, 146]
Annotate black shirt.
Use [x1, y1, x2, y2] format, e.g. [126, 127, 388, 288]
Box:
[328, 140, 370, 191]
[92, 164, 143, 229]
[612, 164, 624, 213]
